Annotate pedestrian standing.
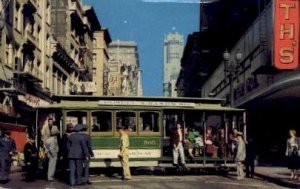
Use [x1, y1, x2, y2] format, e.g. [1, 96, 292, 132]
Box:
[23, 136, 38, 181]
[0, 130, 16, 184]
[235, 131, 246, 180]
[44, 127, 59, 181]
[59, 123, 73, 182]
[245, 137, 256, 178]
[81, 125, 94, 185]
[68, 124, 89, 186]
[41, 116, 59, 144]
[285, 129, 300, 180]
[41, 116, 59, 176]
[118, 126, 131, 180]
[172, 122, 186, 169]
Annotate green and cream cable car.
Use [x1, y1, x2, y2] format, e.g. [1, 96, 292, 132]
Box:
[38, 95, 246, 170]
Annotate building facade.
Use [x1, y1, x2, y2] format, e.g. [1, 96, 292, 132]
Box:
[180, 0, 299, 162]
[51, 0, 100, 95]
[163, 31, 184, 97]
[0, 0, 108, 151]
[92, 28, 111, 96]
[107, 40, 140, 96]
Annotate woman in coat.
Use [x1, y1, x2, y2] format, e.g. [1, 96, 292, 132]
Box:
[285, 129, 300, 180]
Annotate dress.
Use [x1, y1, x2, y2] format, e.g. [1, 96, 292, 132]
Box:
[286, 137, 300, 170]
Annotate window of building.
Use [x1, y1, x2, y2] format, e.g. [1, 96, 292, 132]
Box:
[45, 66, 50, 89]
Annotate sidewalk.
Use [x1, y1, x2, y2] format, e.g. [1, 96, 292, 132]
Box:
[255, 166, 300, 188]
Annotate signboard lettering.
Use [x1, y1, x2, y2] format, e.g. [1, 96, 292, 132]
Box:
[98, 100, 195, 107]
[274, 0, 299, 69]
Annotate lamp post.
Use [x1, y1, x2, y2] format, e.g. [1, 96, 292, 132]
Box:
[223, 49, 242, 107]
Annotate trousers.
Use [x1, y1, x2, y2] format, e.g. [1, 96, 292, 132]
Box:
[120, 149, 131, 179]
[173, 142, 186, 165]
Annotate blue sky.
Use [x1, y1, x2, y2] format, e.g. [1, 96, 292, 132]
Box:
[83, 0, 199, 96]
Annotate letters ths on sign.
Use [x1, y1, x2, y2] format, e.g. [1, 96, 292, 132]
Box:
[274, 0, 299, 69]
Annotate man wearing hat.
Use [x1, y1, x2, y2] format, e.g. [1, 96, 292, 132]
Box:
[235, 131, 246, 180]
[23, 135, 38, 181]
[117, 126, 131, 180]
[0, 130, 16, 183]
[68, 124, 89, 186]
[81, 124, 94, 185]
[44, 127, 59, 181]
[59, 123, 73, 181]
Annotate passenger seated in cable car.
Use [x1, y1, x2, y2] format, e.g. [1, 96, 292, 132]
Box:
[227, 128, 238, 158]
[205, 126, 216, 157]
[183, 127, 195, 160]
[216, 128, 226, 158]
[92, 124, 100, 132]
[144, 124, 151, 132]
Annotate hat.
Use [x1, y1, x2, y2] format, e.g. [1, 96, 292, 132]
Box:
[50, 127, 60, 136]
[73, 124, 83, 132]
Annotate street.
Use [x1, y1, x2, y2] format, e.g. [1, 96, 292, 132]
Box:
[0, 170, 288, 189]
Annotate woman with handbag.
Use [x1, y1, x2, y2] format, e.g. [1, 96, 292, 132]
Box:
[285, 129, 300, 180]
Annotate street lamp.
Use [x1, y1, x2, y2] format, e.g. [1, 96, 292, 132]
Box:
[223, 49, 242, 107]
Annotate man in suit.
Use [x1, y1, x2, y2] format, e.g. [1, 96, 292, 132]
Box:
[81, 125, 94, 185]
[0, 130, 16, 183]
[235, 132, 246, 180]
[44, 127, 59, 181]
[118, 126, 131, 180]
[68, 124, 89, 186]
[245, 137, 256, 178]
[41, 116, 59, 144]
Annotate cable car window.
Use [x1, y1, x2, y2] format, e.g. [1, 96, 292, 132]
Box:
[66, 111, 88, 130]
[91, 111, 112, 132]
[116, 112, 136, 132]
[139, 112, 159, 132]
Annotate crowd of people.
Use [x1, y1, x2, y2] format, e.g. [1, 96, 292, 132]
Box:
[171, 122, 255, 180]
[0, 116, 130, 186]
[0, 117, 260, 184]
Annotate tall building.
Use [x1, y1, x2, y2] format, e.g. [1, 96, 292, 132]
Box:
[107, 40, 140, 96]
[51, 0, 100, 95]
[0, 0, 106, 151]
[92, 28, 111, 96]
[163, 31, 184, 97]
[180, 0, 300, 162]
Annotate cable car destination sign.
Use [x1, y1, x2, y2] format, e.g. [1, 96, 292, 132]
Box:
[274, 0, 299, 70]
[98, 100, 195, 107]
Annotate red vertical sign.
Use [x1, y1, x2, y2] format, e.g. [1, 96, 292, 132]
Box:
[274, 0, 299, 70]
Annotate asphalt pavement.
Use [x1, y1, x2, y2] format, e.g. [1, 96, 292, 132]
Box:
[0, 166, 293, 189]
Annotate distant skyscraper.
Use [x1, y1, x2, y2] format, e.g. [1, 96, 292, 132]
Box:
[163, 31, 184, 97]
